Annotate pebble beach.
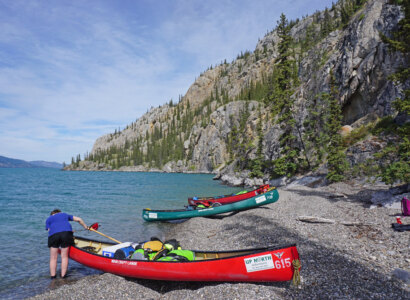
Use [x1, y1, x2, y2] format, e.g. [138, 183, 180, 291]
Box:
[29, 182, 409, 299]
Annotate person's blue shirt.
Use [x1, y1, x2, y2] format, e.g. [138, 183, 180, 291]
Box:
[45, 213, 74, 236]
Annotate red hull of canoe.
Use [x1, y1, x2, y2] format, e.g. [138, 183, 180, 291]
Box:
[69, 243, 300, 282]
[188, 185, 270, 206]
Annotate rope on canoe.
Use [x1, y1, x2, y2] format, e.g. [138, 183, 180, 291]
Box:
[292, 259, 301, 286]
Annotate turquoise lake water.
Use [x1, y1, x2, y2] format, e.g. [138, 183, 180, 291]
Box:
[0, 168, 242, 299]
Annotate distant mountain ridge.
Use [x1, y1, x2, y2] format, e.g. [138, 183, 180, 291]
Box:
[0, 156, 63, 169]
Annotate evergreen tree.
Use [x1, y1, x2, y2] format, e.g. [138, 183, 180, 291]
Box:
[236, 103, 251, 169]
[326, 72, 349, 182]
[270, 13, 300, 178]
[321, 8, 333, 37]
[303, 93, 332, 168]
[228, 115, 239, 161]
[250, 106, 264, 178]
[302, 23, 316, 53]
[340, 0, 354, 26]
[376, 0, 410, 185]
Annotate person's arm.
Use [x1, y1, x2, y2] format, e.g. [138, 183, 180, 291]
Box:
[73, 216, 88, 230]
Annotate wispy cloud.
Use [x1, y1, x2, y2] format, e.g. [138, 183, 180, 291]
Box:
[0, 0, 335, 163]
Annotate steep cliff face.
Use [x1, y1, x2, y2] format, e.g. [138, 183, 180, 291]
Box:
[298, 0, 404, 125]
[67, 0, 407, 184]
[189, 100, 262, 172]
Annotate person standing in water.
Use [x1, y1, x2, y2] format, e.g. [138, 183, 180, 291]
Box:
[45, 209, 88, 278]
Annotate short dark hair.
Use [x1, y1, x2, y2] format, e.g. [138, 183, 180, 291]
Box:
[50, 209, 61, 215]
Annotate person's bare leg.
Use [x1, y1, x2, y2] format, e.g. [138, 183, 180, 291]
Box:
[49, 248, 58, 277]
[60, 247, 69, 278]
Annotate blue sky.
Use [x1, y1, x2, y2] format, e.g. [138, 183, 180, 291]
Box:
[0, 0, 335, 164]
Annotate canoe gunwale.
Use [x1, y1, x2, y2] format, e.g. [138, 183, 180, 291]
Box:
[188, 184, 270, 202]
[72, 235, 297, 263]
[143, 208, 190, 213]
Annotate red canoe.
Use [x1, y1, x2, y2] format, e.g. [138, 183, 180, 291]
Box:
[188, 184, 270, 207]
[70, 236, 300, 282]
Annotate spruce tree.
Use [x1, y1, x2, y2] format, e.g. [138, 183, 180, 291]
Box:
[237, 103, 250, 169]
[321, 8, 333, 37]
[270, 13, 300, 178]
[250, 105, 264, 178]
[376, 0, 410, 185]
[326, 72, 349, 182]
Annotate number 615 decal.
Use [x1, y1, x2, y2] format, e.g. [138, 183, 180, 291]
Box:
[273, 258, 291, 269]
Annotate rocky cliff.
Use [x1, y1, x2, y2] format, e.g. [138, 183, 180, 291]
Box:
[66, 0, 408, 187]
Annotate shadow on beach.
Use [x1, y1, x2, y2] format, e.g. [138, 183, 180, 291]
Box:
[284, 186, 382, 207]
[118, 212, 407, 298]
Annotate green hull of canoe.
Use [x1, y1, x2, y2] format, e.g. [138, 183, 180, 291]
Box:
[142, 189, 279, 222]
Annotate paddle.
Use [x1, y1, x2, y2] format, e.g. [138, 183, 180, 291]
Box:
[76, 222, 99, 231]
[87, 223, 122, 244]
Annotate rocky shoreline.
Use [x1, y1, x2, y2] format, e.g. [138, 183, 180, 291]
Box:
[29, 182, 409, 299]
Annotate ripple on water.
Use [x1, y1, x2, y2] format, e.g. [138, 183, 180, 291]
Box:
[0, 168, 242, 299]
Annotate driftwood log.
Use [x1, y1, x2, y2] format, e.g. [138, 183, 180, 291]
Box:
[297, 216, 335, 224]
[297, 216, 374, 226]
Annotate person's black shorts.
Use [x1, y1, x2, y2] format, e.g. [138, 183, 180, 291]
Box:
[48, 231, 74, 248]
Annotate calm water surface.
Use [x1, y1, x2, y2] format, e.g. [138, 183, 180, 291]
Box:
[0, 168, 242, 299]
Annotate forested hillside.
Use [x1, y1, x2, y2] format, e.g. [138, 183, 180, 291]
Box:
[66, 0, 409, 186]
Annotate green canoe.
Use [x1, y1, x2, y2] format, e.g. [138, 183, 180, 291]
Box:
[142, 188, 279, 222]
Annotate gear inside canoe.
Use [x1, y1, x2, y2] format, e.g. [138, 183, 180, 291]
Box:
[74, 236, 265, 260]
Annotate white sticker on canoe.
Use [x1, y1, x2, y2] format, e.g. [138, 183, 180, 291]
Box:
[244, 254, 274, 272]
[111, 260, 137, 266]
[148, 213, 158, 219]
[198, 208, 214, 212]
[255, 195, 266, 204]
